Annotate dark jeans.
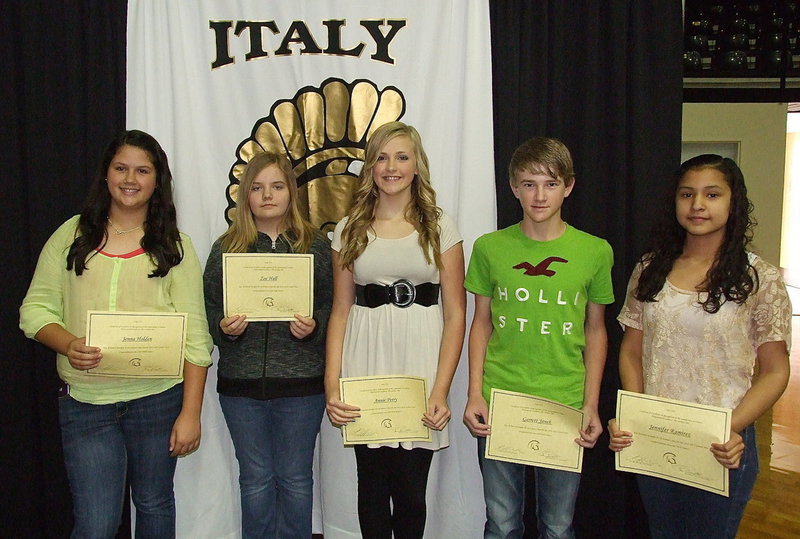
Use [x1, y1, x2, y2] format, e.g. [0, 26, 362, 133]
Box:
[354, 445, 434, 539]
[219, 393, 325, 539]
[59, 384, 183, 539]
[637, 424, 759, 539]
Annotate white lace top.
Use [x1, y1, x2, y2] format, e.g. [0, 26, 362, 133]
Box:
[618, 253, 792, 409]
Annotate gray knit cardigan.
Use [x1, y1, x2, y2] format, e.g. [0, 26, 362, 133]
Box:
[203, 231, 333, 400]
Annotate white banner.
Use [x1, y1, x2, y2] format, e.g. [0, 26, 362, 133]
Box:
[127, 1, 495, 537]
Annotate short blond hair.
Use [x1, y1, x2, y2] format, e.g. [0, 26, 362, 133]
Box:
[509, 136, 575, 186]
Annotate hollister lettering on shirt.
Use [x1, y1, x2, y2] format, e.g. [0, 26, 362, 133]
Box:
[496, 285, 581, 335]
[463, 223, 615, 408]
[499, 255, 580, 335]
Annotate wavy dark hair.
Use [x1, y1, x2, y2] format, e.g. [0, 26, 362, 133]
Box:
[635, 154, 756, 313]
[66, 130, 182, 277]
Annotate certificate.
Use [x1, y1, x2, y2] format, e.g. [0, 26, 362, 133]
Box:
[339, 375, 431, 445]
[615, 390, 732, 496]
[223, 253, 313, 321]
[85, 311, 187, 378]
[486, 389, 584, 472]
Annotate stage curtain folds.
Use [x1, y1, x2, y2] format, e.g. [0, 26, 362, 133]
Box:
[2, 1, 127, 536]
[489, 2, 683, 537]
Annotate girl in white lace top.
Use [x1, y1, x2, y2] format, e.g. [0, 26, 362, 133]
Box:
[608, 154, 792, 539]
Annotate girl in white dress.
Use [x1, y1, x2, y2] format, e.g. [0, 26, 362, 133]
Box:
[608, 154, 792, 538]
[325, 121, 466, 538]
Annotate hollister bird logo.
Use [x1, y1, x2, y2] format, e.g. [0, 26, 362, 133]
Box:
[513, 257, 568, 277]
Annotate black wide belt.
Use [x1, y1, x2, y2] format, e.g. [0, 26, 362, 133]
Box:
[355, 280, 440, 308]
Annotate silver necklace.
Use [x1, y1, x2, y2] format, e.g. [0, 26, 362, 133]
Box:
[107, 217, 143, 235]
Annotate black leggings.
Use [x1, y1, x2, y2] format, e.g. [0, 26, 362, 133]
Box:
[354, 445, 434, 539]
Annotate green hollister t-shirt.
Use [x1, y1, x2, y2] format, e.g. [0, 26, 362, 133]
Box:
[465, 223, 614, 409]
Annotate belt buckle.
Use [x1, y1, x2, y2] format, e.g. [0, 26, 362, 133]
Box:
[390, 279, 416, 308]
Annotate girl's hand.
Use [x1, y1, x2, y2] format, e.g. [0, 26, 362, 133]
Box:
[66, 337, 102, 370]
[290, 314, 316, 339]
[463, 394, 491, 437]
[711, 431, 744, 469]
[423, 395, 451, 431]
[608, 418, 633, 452]
[169, 411, 201, 457]
[220, 314, 248, 336]
[326, 396, 360, 427]
[576, 405, 603, 448]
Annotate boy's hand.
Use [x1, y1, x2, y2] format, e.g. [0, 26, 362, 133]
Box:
[423, 395, 451, 431]
[607, 418, 633, 452]
[463, 394, 491, 437]
[711, 431, 744, 469]
[576, 405, 602, 448]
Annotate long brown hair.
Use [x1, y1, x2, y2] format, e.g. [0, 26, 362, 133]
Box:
[66, 130, 182, 277]
[220, 152, 315, 253]
[635, 154, 756, 313]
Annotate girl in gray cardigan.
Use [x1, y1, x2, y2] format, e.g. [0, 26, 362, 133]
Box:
[203, 152, 332, 539]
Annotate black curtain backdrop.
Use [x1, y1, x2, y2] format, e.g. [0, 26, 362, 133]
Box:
[489, 2, 683, 538]
[2, 1, 127, 537]
[3, 2, 682, 537]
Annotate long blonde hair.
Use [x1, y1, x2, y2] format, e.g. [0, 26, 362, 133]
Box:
[221, 152, 316, 253]
[338, 121, 443, 269]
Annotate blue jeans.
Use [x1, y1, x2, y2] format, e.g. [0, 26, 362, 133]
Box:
[219, 393, 325, 539]
[637, 424, 759, 539]
[59, 384, 183, 539]
[477, 437, 580, 539]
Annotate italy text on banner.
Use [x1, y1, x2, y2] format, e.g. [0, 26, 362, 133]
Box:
[127, 1, 494, 537]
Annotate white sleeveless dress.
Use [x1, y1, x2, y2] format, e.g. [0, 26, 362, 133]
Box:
[331, 212, 462, 450]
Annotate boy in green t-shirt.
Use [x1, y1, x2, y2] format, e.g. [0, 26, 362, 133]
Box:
[463, 137, 614, 538]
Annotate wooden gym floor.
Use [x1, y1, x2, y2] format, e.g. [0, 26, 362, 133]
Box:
[738, 286, 800, 538]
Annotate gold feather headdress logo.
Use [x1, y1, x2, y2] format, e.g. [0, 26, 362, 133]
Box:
[226, 77, 406, 233]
